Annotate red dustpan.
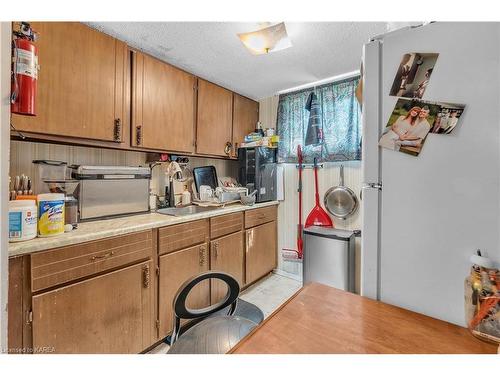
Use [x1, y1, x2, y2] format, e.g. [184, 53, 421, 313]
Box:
[305, 157, 334, 228]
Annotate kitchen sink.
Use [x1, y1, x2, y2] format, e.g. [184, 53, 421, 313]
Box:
[156, 205, 220, 217]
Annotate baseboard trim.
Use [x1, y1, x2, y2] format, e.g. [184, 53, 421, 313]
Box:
[272, 268, 303, 283]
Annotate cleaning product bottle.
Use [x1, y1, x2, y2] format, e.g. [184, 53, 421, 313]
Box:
[37, 193, 65, 237]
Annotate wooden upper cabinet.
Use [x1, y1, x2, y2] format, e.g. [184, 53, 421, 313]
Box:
[132, 52, 196, 152]
[232, 94, 259, 158]
[196, 79, 233, 157]
[11, 22, 126, 142]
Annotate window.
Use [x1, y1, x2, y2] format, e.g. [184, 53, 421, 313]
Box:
[276, 76, 361, 163]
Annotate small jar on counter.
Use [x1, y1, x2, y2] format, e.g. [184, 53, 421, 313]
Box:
[182, 188, 192, 206]
[65, 195, 79, 228]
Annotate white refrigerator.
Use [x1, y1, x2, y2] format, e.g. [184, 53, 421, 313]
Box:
[361, 22, 500, 326]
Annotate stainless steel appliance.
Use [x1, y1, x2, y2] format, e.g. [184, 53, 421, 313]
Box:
[73, 166, 151, 220]
[303, 226, 355, 292]
[238, 147, 277, 203]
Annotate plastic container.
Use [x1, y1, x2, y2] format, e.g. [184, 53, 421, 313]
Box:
[182, 189, 191, 205]
[16, 195, 38, 201]
[32, 160, 68, 194]
[64, 195, 79, 228]
[37, 193, 65, 237]
[9, 200, 37, 242]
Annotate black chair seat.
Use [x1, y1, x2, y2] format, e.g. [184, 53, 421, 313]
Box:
[212, 298, 264, 325]
[164, 271, 264, 353]
[167, 316, 257, 354]
[164, 299, 264, 345]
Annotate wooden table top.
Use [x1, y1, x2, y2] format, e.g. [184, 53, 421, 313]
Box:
[230, 283, 498, 354]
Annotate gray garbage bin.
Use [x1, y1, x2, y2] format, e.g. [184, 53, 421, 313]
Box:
[303, 226, 355, 292]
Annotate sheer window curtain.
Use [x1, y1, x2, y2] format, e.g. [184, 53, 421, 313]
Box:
[276, 76, 361, 163]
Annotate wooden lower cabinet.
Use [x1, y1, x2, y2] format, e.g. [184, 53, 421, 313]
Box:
[158, 243, 210, 338]
[245, 221, 277, 285]
[8, 207, 278, 353]
[31, 260, 154, 354]
[210, 231, 244, 303]
[8, 257, 25, 353]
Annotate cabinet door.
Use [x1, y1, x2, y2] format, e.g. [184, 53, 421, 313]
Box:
[132, 52, 196, 152]
[196, 79, 233, 157]
[210, 231, 244, 303]
[11, 22, 126, 142]
[158, 244, 210, 338]
[232, 94, 259, 157]
[32, 261, 153, 354]
[245, 221, 277, 285]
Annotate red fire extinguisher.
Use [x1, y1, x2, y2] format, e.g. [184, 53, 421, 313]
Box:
[11, 22, 39, 116]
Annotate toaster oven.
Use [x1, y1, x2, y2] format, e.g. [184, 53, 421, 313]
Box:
[73, 165, 151, 220]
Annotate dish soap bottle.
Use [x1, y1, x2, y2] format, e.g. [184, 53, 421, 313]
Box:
[181, 187, 191, 206]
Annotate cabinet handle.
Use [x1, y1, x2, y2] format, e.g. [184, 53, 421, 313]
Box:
[213, 242, 219, 258]
[246, 231, 250, 253]
[224, 142, 232, 156]
[142, 264, 150, 288]
[199, 245, 206, 266]
[113, 118, 122, 142]
[90, 251, 115, 261]
[257, 214, 266, 219]
[136, 125, 142, 146]
[26, 309, 33, 325]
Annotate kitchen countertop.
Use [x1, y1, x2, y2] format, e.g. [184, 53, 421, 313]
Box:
[9, 201, 279, 257]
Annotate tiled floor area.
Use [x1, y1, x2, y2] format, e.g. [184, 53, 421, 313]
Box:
[239, 273, 302, 318]
[148, 273, 302, 354]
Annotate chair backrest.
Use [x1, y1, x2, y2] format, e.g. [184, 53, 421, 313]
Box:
[170, 271, 240, 344]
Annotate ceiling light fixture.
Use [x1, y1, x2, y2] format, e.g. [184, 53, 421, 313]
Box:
[238, 22, 292, 55]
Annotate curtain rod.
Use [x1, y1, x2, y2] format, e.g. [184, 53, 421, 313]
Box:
[276, 70, 360, 95]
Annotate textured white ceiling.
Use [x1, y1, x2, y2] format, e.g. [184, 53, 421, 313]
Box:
[87, 22, 387, 100]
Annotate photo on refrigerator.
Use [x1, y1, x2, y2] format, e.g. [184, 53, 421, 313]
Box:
[379, 98, 437, 156]
[389, 52, 439, 99]
[429, 103, 465, 134]
[379, 98, 466, 156]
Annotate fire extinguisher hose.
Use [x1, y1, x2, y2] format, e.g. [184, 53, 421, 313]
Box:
[10, 40, 19, 104]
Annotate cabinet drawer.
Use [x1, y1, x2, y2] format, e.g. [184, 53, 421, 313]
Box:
[31, 230, 153, 292]
[245, 206, 277, 229]
[210, 212, 243, 239]
[158, 219, 209, 255]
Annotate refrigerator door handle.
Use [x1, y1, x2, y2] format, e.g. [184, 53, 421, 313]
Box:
[362, 182, 382, 190]
[360, 183, 382, 200]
